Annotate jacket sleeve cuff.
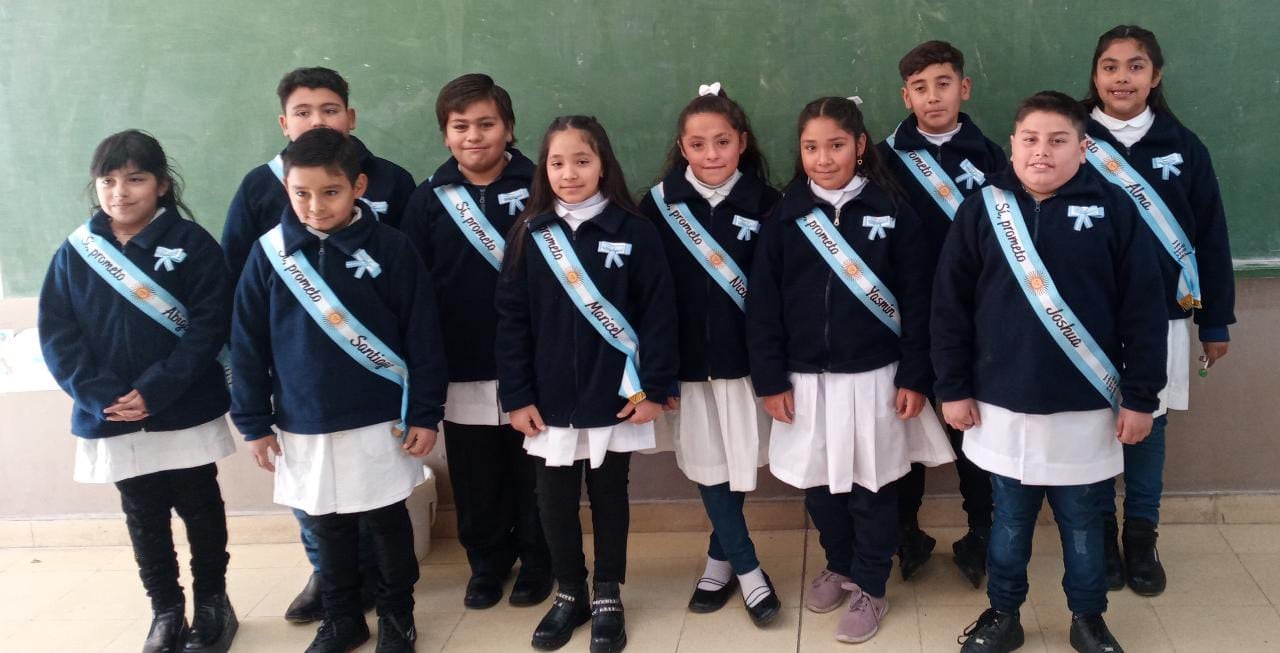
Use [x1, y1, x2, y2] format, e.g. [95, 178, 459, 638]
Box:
[641, 385, 668, 405]
[499, 389, 537, 413]
[1120, 395, 1159, 414]
[933, 383, 974, 404]
[750, 374, 792, 398]
[1198, 325, 1230, 343]
[241, 428, 275, 442]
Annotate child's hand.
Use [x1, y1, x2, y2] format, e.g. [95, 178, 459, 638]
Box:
[942, 399, 981, 431]
[763, 390, 795, 424]
[895, 388, 926, 419]
[664, 397, 680, 411]
[249, 435, 281, 472]
[1203, 342, 1229, 368]
[403, 427, 437, 457]
[617, 399, 662, 424]
[510, 405, 546, 438]
[1116, 408, 1153, 445]
[104, 389, 149, 422]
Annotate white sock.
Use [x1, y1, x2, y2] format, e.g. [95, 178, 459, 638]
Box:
[739, 566, 772, 607]
[695, 557, 733, 592]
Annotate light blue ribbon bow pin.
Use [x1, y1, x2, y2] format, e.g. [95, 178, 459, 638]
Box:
[498, 189, 530, 216]
[955, 159, 986, 190]
[345, 249, 382, 279]
[153, 246, 187, 272]
[360, 198, 388, 216]
[598, 241, 632, 268]
[1152, 153, 1183, 181]
[1068, 205, 1106, 231]
[732, 215, 760, 241]
[862, 215, 896, 240]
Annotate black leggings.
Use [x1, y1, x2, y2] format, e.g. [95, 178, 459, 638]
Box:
[535, 452, 631, 589]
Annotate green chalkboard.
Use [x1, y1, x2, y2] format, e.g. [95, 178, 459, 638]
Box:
[3, 0, 1278, 297]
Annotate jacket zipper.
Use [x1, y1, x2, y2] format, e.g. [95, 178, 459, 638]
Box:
[318, 240, 327, 277]
[1031, 199, 1042, 244]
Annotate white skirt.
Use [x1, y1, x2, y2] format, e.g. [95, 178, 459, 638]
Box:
[275, 420, 426, 515]
[768, 366, 954, 493]
[1157, 318, 1191, 417]
[444, 380, 509, 426]
[74, 416, 236, 484]
[524, 420, 655, 469]
[962, 401, 1121, 486]
[654, 378, 770, 491]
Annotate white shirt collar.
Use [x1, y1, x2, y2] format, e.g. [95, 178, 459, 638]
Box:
[305, 206, 363, 240]
[809, 175, 868, 212]
[918, 122, 963, 147]
[1091, 106, 1154, 148]
[685, 167, 742, 208]
[555, 192, 608, 231]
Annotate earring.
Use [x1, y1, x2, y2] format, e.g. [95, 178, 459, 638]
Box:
[857, 157, 864, 165]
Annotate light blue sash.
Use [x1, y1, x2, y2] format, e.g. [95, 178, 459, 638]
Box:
[433, 185, 506, 270]
[1084, 137, 1201, 310]
[649, 184, 749, 311]
[981, 186, 1121, 407]
[885, 131, 965, 220]
[267, 155, 388, 220]
[67, 222, 232, 385]
[796, 208, 902, 336]
[258, 226, 410, 434]
[531, 223, 644, 401]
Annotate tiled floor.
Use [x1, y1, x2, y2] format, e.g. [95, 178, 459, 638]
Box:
[4, 524, 1280, 651]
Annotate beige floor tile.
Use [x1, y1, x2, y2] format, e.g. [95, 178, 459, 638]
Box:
[29, 518, 131, 547]
[0, 569, 94, 620]
[226, 542, 311, 569]
[678, 606, 799, 652]
[750, 529, 806, 558]
[622, 557, 701, 610]
[406, 608, 465, 653]
[627, 532, 712, 559]
[99, 615, 153, 653]
[1148, 552, 1269, 606]
[1145, 523, 1230, 553]
[0, 545, 132, 572]
[441, 604, 547, 652]
[224, 567, 307, 618]
[797, 594, 920, 652]
[32, 569, 151, 620]
[1156, 495, 1218, 524]
[1220, 524, 1280, 553]
[758, 554, 806, 608]
[1217, 494, 1280, 524]
[225, 615, 342, 651]
[0, 547, 40, 572]
[243, 565, 315, 618]
[1156, 605, 1280, 652]
[910, 553, 987, 607]
[2, 617, 134, 651]
[0, 521, 33, 548]
[1034, 601, 1172, 652]
[918, 604, 1047, 652]
[424, 537, 469, 565]
[1239, 553, 1280, 606]
[415, 564, 477, 613]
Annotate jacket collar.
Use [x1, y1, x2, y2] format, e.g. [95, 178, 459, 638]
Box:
[777, 176, 893, 221]
[89, 206, 180, 250]
[888, 112, 989, 152]
[1086, 108, 1181, 150]
[527, 200, 628, 236]
[430, 147, 535, 188]
[279, 204, 377, 255]
[659, 163, 768, 215]
[987, 165, 1100, 204]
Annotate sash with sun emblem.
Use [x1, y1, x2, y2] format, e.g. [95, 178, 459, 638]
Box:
[258, 226, 409, 434]
[68, 220, 232, 385]
[649, 183, 749, 311]
[796, 208, 902, 336]
[981, 186, 1121, 407]
[531, 222, 645, 403]
[1084, 137, 1201, 311]
[885, 129, 966, 220]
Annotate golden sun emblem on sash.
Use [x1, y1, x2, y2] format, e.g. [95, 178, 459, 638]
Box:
[1105, 159, 1121, 173]
[843, 262, 860, 277]
[1026, 273, 1049, 295]
[134, 286, 153, 300]
[566, 269, 581, 286]
[708, 252, 724, 267]
[937, 184, 952, 198]
[326, 310, 345, 326]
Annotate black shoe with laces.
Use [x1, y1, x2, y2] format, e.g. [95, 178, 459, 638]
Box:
[952, 527, 990, 589]
[183, 593, 238, 653]
[142, 604, 189, 653]
[1103, 515, 1126, 591]
[286, 573, 325, 623]
[375, 611, 417, 653]
[531, 585, 590, 650]
[958, 608, 1024, 652]
[589, 581, 626, 653]
[1122, 518, 1166, 596]
[1069, 613, 1123, 653]
[304, 615, 371, 653]
[898, 524, 937, 581]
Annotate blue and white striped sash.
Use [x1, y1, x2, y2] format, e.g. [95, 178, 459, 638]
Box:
[433, 185, 506, 270]
[649, 183, 749, 311]
[885, 131, 965, 220]
[796, 208, 902, 336]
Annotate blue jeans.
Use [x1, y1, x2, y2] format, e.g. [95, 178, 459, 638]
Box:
[294, 508, 377, 575]
[987, 475, 1108, 615]
[1101, 414, 1167, 524]
[698, 482, 760, 575]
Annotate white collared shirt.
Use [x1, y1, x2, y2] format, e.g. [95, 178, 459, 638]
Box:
[1091, 106, 1154, 148]
[685, 167, 742, 208]
[917, 122, 963, 147]
[555, 192, 608, 232]
[809, 175, 868, 213]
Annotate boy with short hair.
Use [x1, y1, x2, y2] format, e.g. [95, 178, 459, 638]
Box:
[876, 40, 1007, 585]
[935, 91, 1167, 653]
[222, 66, 417, 622]
[399, 73, 553, 610]
[231, 128, 447, 653]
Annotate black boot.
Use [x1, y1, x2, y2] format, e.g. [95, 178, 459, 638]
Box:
[286, 573, 325, 623]
[142, 604, 189, 653]
[510, 566, 555, 607]
[531, 584, 590, 650]
[1103, 515, 1125, 591]
[375, 611, 417, 653]
[958, 608, 1023, 653]
[952, 527, 990, 589]
[304, 614, 371, 653]
[898, 524, 936, 581]
[1069, 613, 1124, 653]
[1122, 518, 1166, 596]
[464, 574, 504, 609]
[590, 581, 626, 653]
[183, 594, 238, 653]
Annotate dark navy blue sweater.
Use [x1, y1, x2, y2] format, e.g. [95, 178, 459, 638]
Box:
[39, 209, 232, 438]
[494, 203, 679, 428]
[878, 113, 1008, 257]
[746, 177, 934, 398]
[931, 168, 1168, 414]
[400, 149, 534, 382]
[638, 165, 780, 382]
[1086, 111, 1235, 339]
[221, 136, 416, 276]
[230, 207, 447, 439]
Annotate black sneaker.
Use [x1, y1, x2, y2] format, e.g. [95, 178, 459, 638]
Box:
[531, 586, 591, 651]
[898, 524, 936, 581]
[375, 611, 417, 653]
[589, 581, 626, 653]
[1103, 515, 1126, 592]
[958, 608, 1024, 652]
[184, 593, 238, 653]
[1122, 518, 1166, 596]
[1069, 613, 1123, 653]
[305, 615, 371, 653]
[286, 573, 325, 623]
[952, 527, 990, 589]
[142, 604, 189, 653]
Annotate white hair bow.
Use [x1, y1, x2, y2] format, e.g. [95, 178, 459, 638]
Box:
[699, 82, 722, 97]
[847, 95, 864, 106]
